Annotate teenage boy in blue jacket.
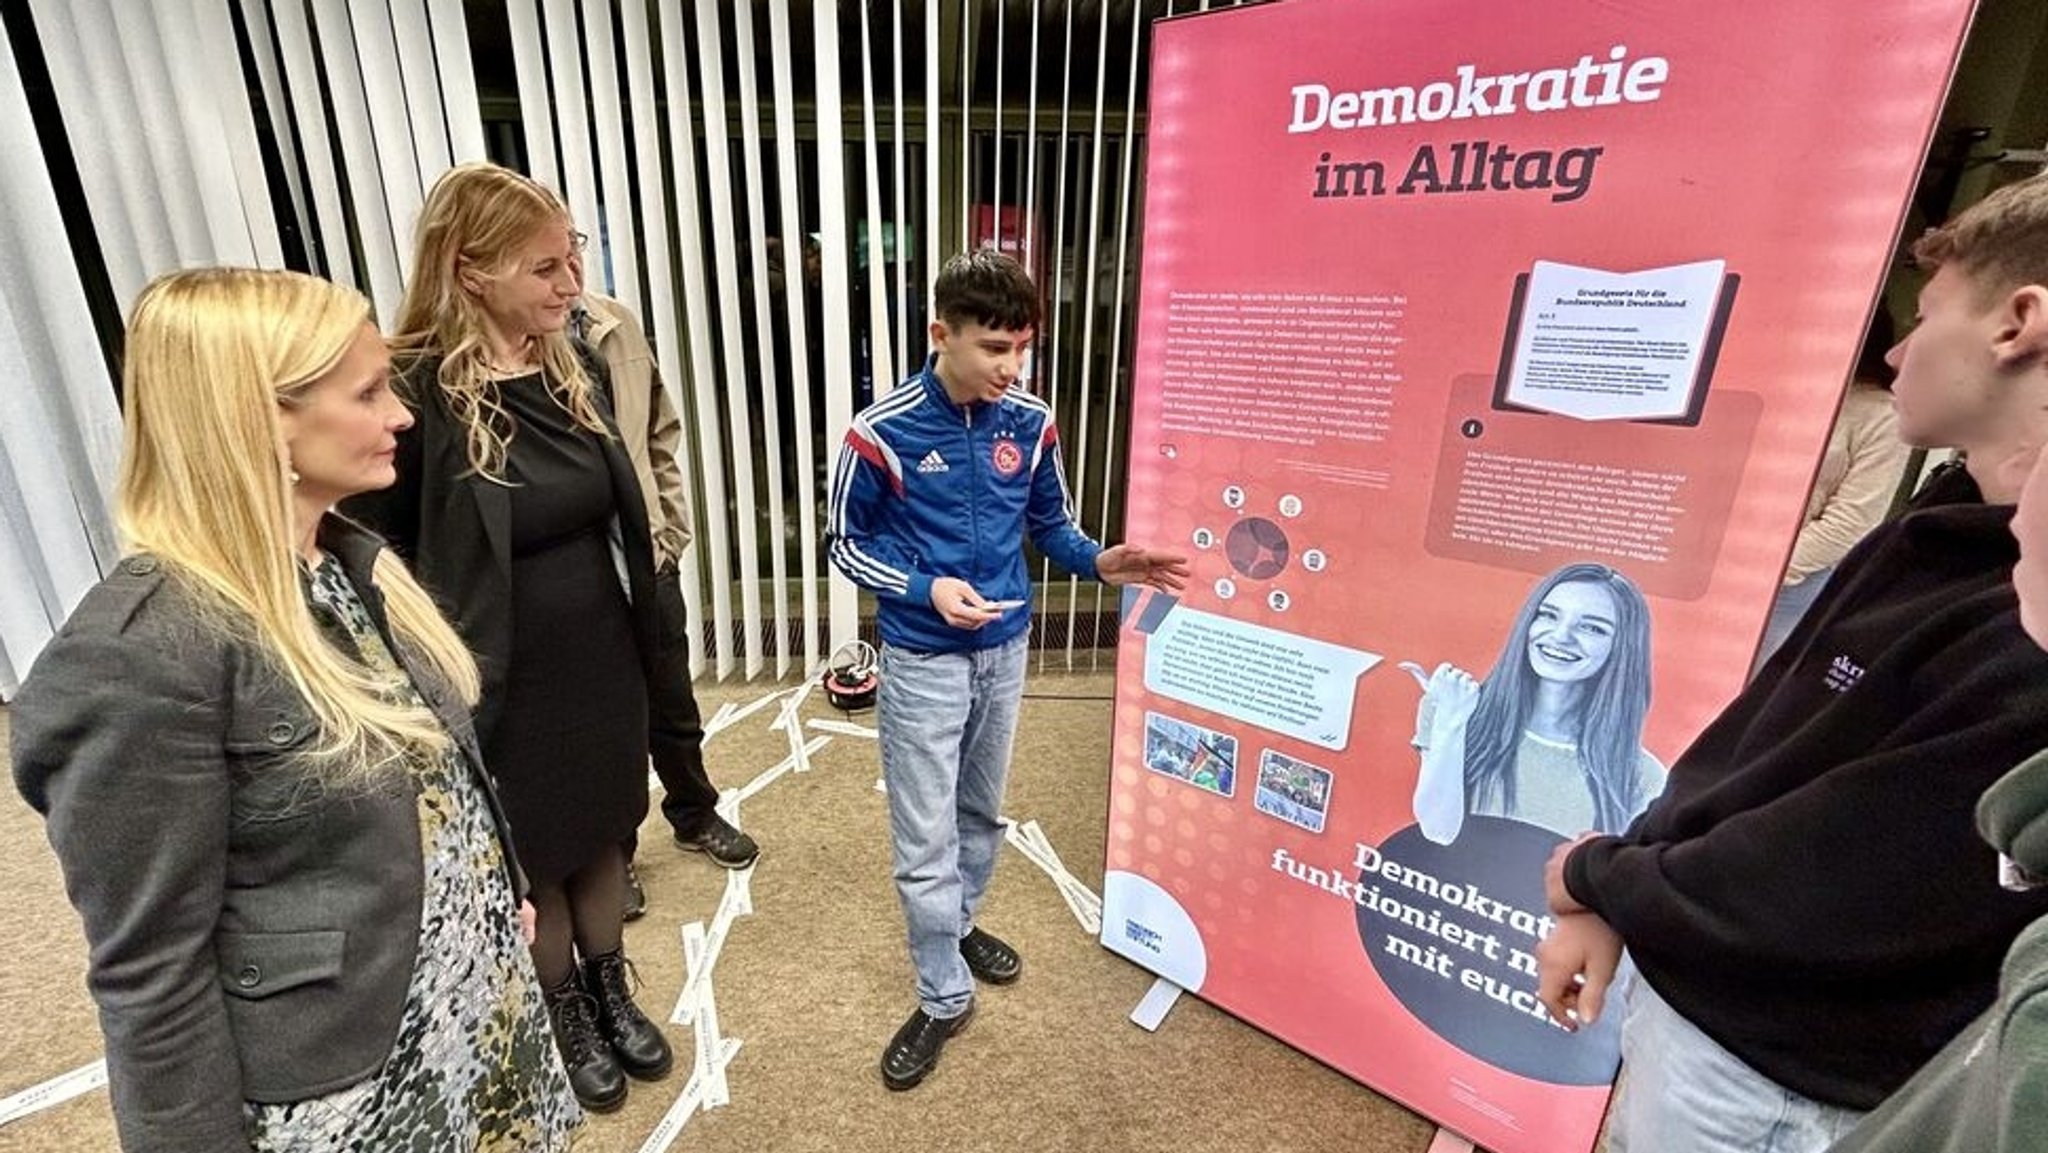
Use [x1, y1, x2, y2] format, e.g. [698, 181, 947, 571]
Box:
[828, 249, 1188, 1091]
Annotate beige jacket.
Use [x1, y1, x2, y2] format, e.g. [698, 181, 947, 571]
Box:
[580, 292, 693, 569]
[1787, 382, 1910, 584]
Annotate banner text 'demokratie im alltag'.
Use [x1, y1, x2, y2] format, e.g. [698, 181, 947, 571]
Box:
[1101, 1, 1972, 1149]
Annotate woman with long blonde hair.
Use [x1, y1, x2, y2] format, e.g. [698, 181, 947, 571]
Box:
[12, 267, 580, 1151]
[346, 162, 672, 1111]
[1408, 562, 1665, 845]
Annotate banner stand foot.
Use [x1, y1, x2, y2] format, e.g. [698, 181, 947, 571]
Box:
[1128, 977, 1184, 1032]
[1427, 1128, 1478, 1153]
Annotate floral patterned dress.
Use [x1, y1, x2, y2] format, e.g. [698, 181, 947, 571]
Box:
[244, 556, 582, 1151]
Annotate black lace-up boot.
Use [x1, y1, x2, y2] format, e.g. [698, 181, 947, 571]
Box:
[582, 949, 675, 1080]
[543, 970, 627, 1112]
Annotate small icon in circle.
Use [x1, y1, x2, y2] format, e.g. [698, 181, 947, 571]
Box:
[1160, 443, 1178, 459]
[1278, 493, 1303, 518]
[1192, 527, 1215, 549]
[1215, 578, 1237, 600]
[1268, 589, 1291, 612]
[1460, 419, 1485, 439]
[1302, 549, 1327, 573]
[1222, 485, 1246, 509]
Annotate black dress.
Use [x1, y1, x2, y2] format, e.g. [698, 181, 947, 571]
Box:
[489, 372, 649, 885]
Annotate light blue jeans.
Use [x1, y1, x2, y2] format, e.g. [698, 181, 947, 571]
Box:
[1607, 977, 1866, 1153]
[879, 635, 1028, 1019]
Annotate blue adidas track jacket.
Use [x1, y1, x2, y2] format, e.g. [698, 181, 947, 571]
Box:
[827, 362, 1103, 653]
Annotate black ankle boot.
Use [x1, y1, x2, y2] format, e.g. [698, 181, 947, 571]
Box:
[544, 971, 628, 1112]
[583, 949, 675, 1081]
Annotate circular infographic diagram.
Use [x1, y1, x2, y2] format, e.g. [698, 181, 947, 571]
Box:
[1225, 516, 1291, 580]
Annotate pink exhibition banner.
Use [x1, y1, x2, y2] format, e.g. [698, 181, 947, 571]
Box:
[1099, 1, 1974, 1149]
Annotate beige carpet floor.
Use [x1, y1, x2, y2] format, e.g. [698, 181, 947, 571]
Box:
[0, 668, 1437, 1152]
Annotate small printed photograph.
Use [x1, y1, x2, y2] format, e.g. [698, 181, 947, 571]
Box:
[1143, 711, 1238, 797]
[1254, 749, 1334, 833]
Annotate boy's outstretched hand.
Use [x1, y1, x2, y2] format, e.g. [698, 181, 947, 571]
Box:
[1096, 545, 1191, 593]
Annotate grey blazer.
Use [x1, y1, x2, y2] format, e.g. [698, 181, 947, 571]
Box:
[11, 518, 524, 1153]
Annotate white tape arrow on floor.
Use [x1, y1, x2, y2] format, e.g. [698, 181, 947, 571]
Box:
[707, 686, 801, 741]
[633, 1037, 742, 1153]
[804, 718, 878, 739]
[0, 1060, 107, 1128]
[1001, 818, 1104, 935]
[730, 736, 832, 807]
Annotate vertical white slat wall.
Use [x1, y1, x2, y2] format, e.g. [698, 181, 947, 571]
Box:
[308, 0, 406, 321]
[731, 1, 794, 679]
[816, 0, 861, 654]
[340, 0, 429, 279]
[992, 0, 1006, 262]
[770, 0, 823, 674]
[857, 2, 896, 400]
[658, 0, 737, 677]
[109, 4, 222, 262]
[268, 0, 357, 287]
[1033, 0, 1080, 665]
[425, 0, 489, 163]
[505, 0, 559, 189]
[925, 2, 940, 334]
[28, 0, 260, 307]
[387, 0, 454, 193]
[0, 9, 123, 697]
[1, 0, 490, 691]
[1087, 0, 1151, 669]
[579, 0, 641, 310]
[3, 0, 1168, 685]
[891, 5, 913, 382]
[1058, 0, 1117, 667]
[537, 0, 605, 278]
[177, 0, 284, 268]
[29, 0, 159, 311]
[1022, 0, 1042, 266]
[958, 4, 972, 250]
[694, 0, 766, 679]
[619, 0, 707, 674]
[238, 0, 312, 249]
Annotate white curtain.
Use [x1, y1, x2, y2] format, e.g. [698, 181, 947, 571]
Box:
[0, 11, 122, 697]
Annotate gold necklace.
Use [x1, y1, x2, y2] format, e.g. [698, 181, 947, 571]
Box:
[483, 355, 539, 378]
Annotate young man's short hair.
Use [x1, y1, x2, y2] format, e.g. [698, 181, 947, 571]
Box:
[1911, 173, 2048, 297]
[934, 248, 1042, 332]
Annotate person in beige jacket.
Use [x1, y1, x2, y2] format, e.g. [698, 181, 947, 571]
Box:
[1755, 313, 1912, 667]
[571, 254, 761, 915]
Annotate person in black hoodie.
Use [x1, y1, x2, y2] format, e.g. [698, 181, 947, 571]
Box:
[1826, 376, 2048, 1152]
[1536, 171, 2048, 1153]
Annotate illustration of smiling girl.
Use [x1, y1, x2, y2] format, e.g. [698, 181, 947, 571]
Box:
[1405, 562, 1664, 845]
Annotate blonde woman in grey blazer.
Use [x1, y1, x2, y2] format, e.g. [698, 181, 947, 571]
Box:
[12, 269, 580, 1151]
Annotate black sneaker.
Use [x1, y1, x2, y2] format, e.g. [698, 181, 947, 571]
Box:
[880, 1000, 974, 1091]
[959, 927, 1022, 985]
[674, 815, 760, 870]
[622, 863, 647, 922]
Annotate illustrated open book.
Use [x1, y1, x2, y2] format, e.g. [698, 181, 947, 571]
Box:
[1492, 259, 1739, 425]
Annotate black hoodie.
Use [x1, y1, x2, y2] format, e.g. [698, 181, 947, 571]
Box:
[1566, 464, 2048, 1108]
